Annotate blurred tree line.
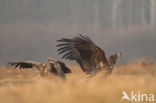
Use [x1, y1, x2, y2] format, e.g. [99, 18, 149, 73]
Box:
[0, 0, 156, 29]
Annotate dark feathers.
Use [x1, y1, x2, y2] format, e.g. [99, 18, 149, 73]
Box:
[108, 53, 121, 65]
[57, 61, 72, 74]
[8, 61, 43, 69]
[48, 58, 72, 79]
[57, 34, 110, 74]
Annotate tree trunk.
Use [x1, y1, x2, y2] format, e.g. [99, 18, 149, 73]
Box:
[112, 0, 123, 28]
[140, 0, 146, 25]
[128, 0, 133, 27]
[150, 0, 156, 26]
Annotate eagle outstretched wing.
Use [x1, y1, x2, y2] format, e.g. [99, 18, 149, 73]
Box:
[57, 61, 72, 74]
[57, 34, 108, 73]
[8, 61, 45, 70]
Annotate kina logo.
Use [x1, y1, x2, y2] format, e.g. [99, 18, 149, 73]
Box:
[121, 90, 154, 102]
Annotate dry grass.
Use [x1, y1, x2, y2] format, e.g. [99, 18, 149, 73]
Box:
[0, 61, 156, 103]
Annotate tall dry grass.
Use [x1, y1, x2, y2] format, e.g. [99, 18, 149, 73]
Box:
[0, 60, 156, 103]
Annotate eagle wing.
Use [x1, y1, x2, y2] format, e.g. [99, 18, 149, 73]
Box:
[8, 61, 43, 69]
[57, 34, 108, 73]
[57, 61, 72, 74]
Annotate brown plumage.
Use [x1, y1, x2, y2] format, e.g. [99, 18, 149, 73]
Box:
[8, 61, 46, 70]
[8, 61, 48, 76]
[48, 58, 72, 79]
[57, 34, 121, 74]
[108, 53, 121, 65]
[8, 59, 72, 78]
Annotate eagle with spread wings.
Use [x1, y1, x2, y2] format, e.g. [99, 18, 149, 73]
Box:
[57, 34, 121, 74]
[8, 58, 72, 78]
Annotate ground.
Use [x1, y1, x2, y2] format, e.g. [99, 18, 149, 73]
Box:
[0, 60, 156, 103]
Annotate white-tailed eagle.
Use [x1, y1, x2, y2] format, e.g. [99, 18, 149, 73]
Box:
[8, 58, 72, 78]
[57, 34, 121, 74]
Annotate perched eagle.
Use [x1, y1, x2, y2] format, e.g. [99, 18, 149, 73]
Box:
[57, 34, 121, 75]
[8, 58, 72, 78]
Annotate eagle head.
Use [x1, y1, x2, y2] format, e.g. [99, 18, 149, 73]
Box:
[48, 58, 58, 64]
[41, 63, 46, 68]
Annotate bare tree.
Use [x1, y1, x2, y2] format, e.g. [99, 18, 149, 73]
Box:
[150, 0, 156, 26]
[127, 0, 134, 26]
[140, 0, 146, 25]
[112, 0, 123, 28]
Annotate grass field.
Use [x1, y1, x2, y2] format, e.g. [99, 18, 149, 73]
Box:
[0, 60, 156, 103]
